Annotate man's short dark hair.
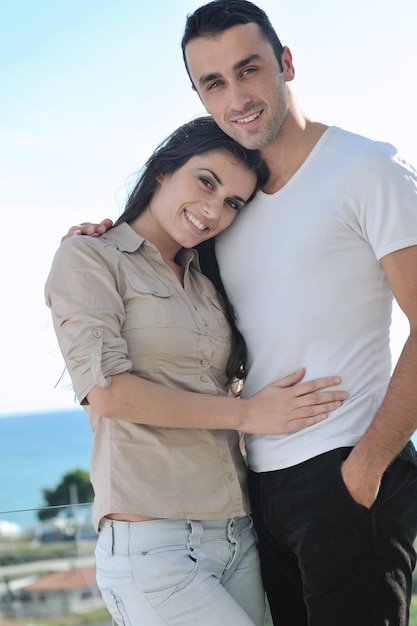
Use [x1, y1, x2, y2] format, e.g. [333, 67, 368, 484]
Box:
[181, 0, 284, 83]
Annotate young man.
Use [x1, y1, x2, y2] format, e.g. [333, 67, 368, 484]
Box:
[65, 1, 417, 624]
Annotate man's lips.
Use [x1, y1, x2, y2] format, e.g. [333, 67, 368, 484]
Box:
[227, 104, 264, 125]
[233, 111, 262, 124]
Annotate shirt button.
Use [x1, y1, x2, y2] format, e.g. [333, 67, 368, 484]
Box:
[222, 455, 229, 463]
[227, 473, 236, 481]
[93, 330, 102, 338]
[203, 319, 209, 327]
[200, 375, 209, 383]
[201, 359, 210, 367]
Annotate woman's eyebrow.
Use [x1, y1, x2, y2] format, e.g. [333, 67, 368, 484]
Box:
[199, 168, 222, 185]
[199, 168, 246, 204]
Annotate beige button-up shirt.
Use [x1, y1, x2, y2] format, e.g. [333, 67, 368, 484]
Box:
[45, 223, 249, 530]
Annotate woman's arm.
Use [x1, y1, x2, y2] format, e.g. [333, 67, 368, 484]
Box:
[47, 235, 347, 436]
[88, 369, 347, 435]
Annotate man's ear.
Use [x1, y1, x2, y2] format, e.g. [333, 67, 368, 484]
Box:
[282, 46, 295, 81]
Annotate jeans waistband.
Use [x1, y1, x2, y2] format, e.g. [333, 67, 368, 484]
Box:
[98, 516, 251, 556]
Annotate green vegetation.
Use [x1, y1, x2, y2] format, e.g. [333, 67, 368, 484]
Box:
[410, 595, 417, 625]
[6, 608, 112, 625]
[38, 468, 94, 520]
[0, 538, 95, 568]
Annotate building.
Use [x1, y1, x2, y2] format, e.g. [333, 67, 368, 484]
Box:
[18, 566, 105, 618]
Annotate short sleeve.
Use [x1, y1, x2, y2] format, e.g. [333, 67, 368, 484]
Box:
[348, 142, 417, 260]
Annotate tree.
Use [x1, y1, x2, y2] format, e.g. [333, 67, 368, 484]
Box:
[38, 468, 94, 520]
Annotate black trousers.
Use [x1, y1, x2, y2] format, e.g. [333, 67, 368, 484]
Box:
[248, 443, 417, 626]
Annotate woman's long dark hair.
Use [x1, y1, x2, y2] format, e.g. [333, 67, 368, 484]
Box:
[114, 116, 269, 385]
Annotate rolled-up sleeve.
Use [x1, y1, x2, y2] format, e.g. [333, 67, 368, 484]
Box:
[45, 237, 132, 404]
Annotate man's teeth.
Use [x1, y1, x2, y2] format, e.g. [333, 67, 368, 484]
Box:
[237, 112, 260, 124]
[185, 211, 207, 231]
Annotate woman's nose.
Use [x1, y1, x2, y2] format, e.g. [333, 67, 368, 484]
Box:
[202, 198, 223, 219]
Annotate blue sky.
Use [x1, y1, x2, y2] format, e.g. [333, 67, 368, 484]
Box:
[1, 0, 416, 414]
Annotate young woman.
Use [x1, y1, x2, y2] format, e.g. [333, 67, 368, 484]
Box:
[46, 116, 346, 626]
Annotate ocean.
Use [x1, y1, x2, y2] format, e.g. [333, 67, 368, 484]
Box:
[0, 408, 93, 529]
[3, 408, 417, 533]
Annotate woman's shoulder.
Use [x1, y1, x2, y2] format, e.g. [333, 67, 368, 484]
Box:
[50, 231, 120, 277]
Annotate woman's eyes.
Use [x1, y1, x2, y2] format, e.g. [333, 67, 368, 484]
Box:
[200, 177, 214, 189]
[199, 177, 241, 211]
[226, 199, 240, 211]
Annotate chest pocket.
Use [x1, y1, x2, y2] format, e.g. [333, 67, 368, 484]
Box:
[202, 293, 230, 339]
[123, 279, 189, 329]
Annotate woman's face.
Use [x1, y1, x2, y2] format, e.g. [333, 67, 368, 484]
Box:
[137, 150, 257, 257]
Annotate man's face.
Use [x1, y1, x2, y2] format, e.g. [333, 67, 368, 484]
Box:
[185, 22, 294, 150]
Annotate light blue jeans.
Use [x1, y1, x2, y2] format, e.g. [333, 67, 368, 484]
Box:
[95, 516, 265, 625]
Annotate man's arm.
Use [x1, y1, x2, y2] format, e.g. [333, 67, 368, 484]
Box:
[61, 218, 113, 242]
[341, 244, 417, 507]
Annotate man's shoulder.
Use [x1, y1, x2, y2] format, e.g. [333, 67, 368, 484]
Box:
[328, 126, 392, 152]
[323, 126, 403, 175]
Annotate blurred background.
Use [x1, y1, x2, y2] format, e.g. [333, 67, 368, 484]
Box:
[1, 0, 416, 415]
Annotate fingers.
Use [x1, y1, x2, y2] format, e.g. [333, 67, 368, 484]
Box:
[100, 218, 113, 229]
[80, 222, 107, 236]
[274, 373, 344, 394]
[284, 412, 328, 433]
[283, 397, 346, 433]
[295, 389, 348, 408]
[61, 227, 82, 243]
[275, 368, 305, 388]
[292, 398, 345, 419]
[295, 376, 342, 395]
[272, 374, 347, 405]
[61, 220, 113, 244]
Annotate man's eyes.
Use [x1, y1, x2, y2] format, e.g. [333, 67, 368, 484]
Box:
[207, 67, 258, 90]
[207, 80, 223, 91]
[242, 67, 257, 76]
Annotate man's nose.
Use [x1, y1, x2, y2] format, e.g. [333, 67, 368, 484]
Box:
[229, 82, 251, 113]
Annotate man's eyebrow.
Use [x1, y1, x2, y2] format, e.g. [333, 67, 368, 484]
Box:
[200, 168, 247, 204]
[199, 72, 222, 87]
[198, 54, 262, 87]
[233, 54, 262, 72]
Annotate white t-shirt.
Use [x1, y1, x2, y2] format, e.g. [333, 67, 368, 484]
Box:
[216, 126, 417, 472]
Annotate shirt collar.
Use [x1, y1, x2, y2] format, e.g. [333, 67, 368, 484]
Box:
[102, 222, 201, 271]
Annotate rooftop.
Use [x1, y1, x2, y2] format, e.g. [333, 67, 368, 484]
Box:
[23, 566, 96, 591]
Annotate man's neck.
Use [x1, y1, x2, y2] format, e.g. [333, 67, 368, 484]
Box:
[261, 105, 328, 194]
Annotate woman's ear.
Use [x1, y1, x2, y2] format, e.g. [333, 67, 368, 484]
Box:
[156, 174, 164, 184]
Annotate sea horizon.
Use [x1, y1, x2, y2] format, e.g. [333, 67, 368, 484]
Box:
[0, 407, 92, 530]
[2, 405, 417, 532]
